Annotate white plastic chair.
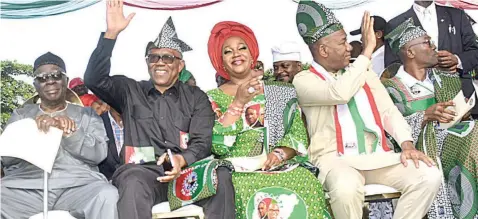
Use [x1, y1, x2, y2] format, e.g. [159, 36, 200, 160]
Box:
[29, 210, 76, 219]
[152, 202, 204, 219]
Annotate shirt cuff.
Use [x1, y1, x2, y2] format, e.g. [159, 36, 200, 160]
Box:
[455, 55, 463, 69]
[179, 150, 196, 166]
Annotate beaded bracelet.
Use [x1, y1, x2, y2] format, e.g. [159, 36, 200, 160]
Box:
[226, 104, 244, 116]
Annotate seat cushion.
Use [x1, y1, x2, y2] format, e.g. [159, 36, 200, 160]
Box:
[324, 184, 400, 199]
[29, 210, 76, 219]
[364, 184, 399, 196]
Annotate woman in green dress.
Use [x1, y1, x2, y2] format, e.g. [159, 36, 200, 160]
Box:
[206, 21, 331, 219]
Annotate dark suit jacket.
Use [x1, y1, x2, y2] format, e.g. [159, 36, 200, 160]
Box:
[98, 112, 121, 180]
[385, 5, 478, 114]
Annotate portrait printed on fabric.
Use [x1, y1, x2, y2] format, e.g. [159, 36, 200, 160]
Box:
[247, 187, 308, 219]
[244, 103, 265, 128]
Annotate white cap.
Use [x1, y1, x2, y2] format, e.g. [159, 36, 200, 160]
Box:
[271, 42, 301, 63]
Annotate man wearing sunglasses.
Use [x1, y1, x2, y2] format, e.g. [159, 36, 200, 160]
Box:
[83, 1, 234, 219]
[1, 52, 119, 219]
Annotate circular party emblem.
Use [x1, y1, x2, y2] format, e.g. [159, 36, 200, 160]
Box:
[174, 168, 201, 201]
[447, 165, 477, 218]
[246, 187, 307, 219]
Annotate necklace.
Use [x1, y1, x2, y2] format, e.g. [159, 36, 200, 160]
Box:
[39, 103, 68, 116]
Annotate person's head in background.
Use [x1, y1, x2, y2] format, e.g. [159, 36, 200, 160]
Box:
[178, 68, 196, 86]
[272, 42, 302, 83]
[254, 60, 265, 76]
[350, 15, 387, 52]
[215, 72, 228, 87]
[414, 0, 434, 8]
[69, 77, 89, 96]
[349, 41, 363, 62]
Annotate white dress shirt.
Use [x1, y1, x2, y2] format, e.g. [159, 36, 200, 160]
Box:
[413, 2, 439, 48]
[413, 2, 463, 69]
[372, 45, 385, 77]
[395, 66, 435, 98]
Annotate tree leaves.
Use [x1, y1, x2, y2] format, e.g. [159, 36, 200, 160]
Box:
[1, 60, 35, 128]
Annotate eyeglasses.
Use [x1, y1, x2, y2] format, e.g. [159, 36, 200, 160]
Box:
[408, 39, 435, 49]
[34, 71, 65, 83]
[145, 54, 181, 64]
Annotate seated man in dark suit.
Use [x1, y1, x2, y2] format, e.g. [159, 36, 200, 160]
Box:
[385, 0, 478, 116]
[98, 106, 123, 181]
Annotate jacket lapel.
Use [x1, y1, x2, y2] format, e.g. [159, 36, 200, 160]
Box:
[435, 5, 449, 50]
[407, 7, 422, 28]
[101, 113, 120, 163]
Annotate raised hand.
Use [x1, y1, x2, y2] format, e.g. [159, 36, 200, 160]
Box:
[437, 50, 459, 68]
[360, 11, 376, 59]
[105, 0, 135, 39]
[233, 77, 263, 107]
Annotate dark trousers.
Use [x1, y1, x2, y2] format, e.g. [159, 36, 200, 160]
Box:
[112, 163, 235, 219]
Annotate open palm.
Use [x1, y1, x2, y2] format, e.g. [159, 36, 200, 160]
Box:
[106, 0, 135, 34]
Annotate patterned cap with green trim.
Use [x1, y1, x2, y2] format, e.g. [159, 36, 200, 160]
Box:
[146, 16, 192, 55]
[385, 18, 427, 54]
[296, 0, 343, 45]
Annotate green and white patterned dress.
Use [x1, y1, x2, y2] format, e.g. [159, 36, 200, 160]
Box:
[383, 68, 478, 219]
[207, 81, 331, 219]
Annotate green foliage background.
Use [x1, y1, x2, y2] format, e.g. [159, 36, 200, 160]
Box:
[1, 60, 36, 128]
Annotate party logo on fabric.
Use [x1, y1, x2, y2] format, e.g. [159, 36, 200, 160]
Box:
[124, 146, 156, 164]
[246, 187, 307, 219]
[173, 162, 207, 201]
[181, 171, 199, 197]
[243, 103, 265, 129]
[446, 164, 478, 218]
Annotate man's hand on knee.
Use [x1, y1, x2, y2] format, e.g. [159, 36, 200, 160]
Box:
[400, 141, 436, 168]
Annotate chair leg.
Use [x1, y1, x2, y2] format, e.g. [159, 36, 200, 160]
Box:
[362, 202, 370, 219]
